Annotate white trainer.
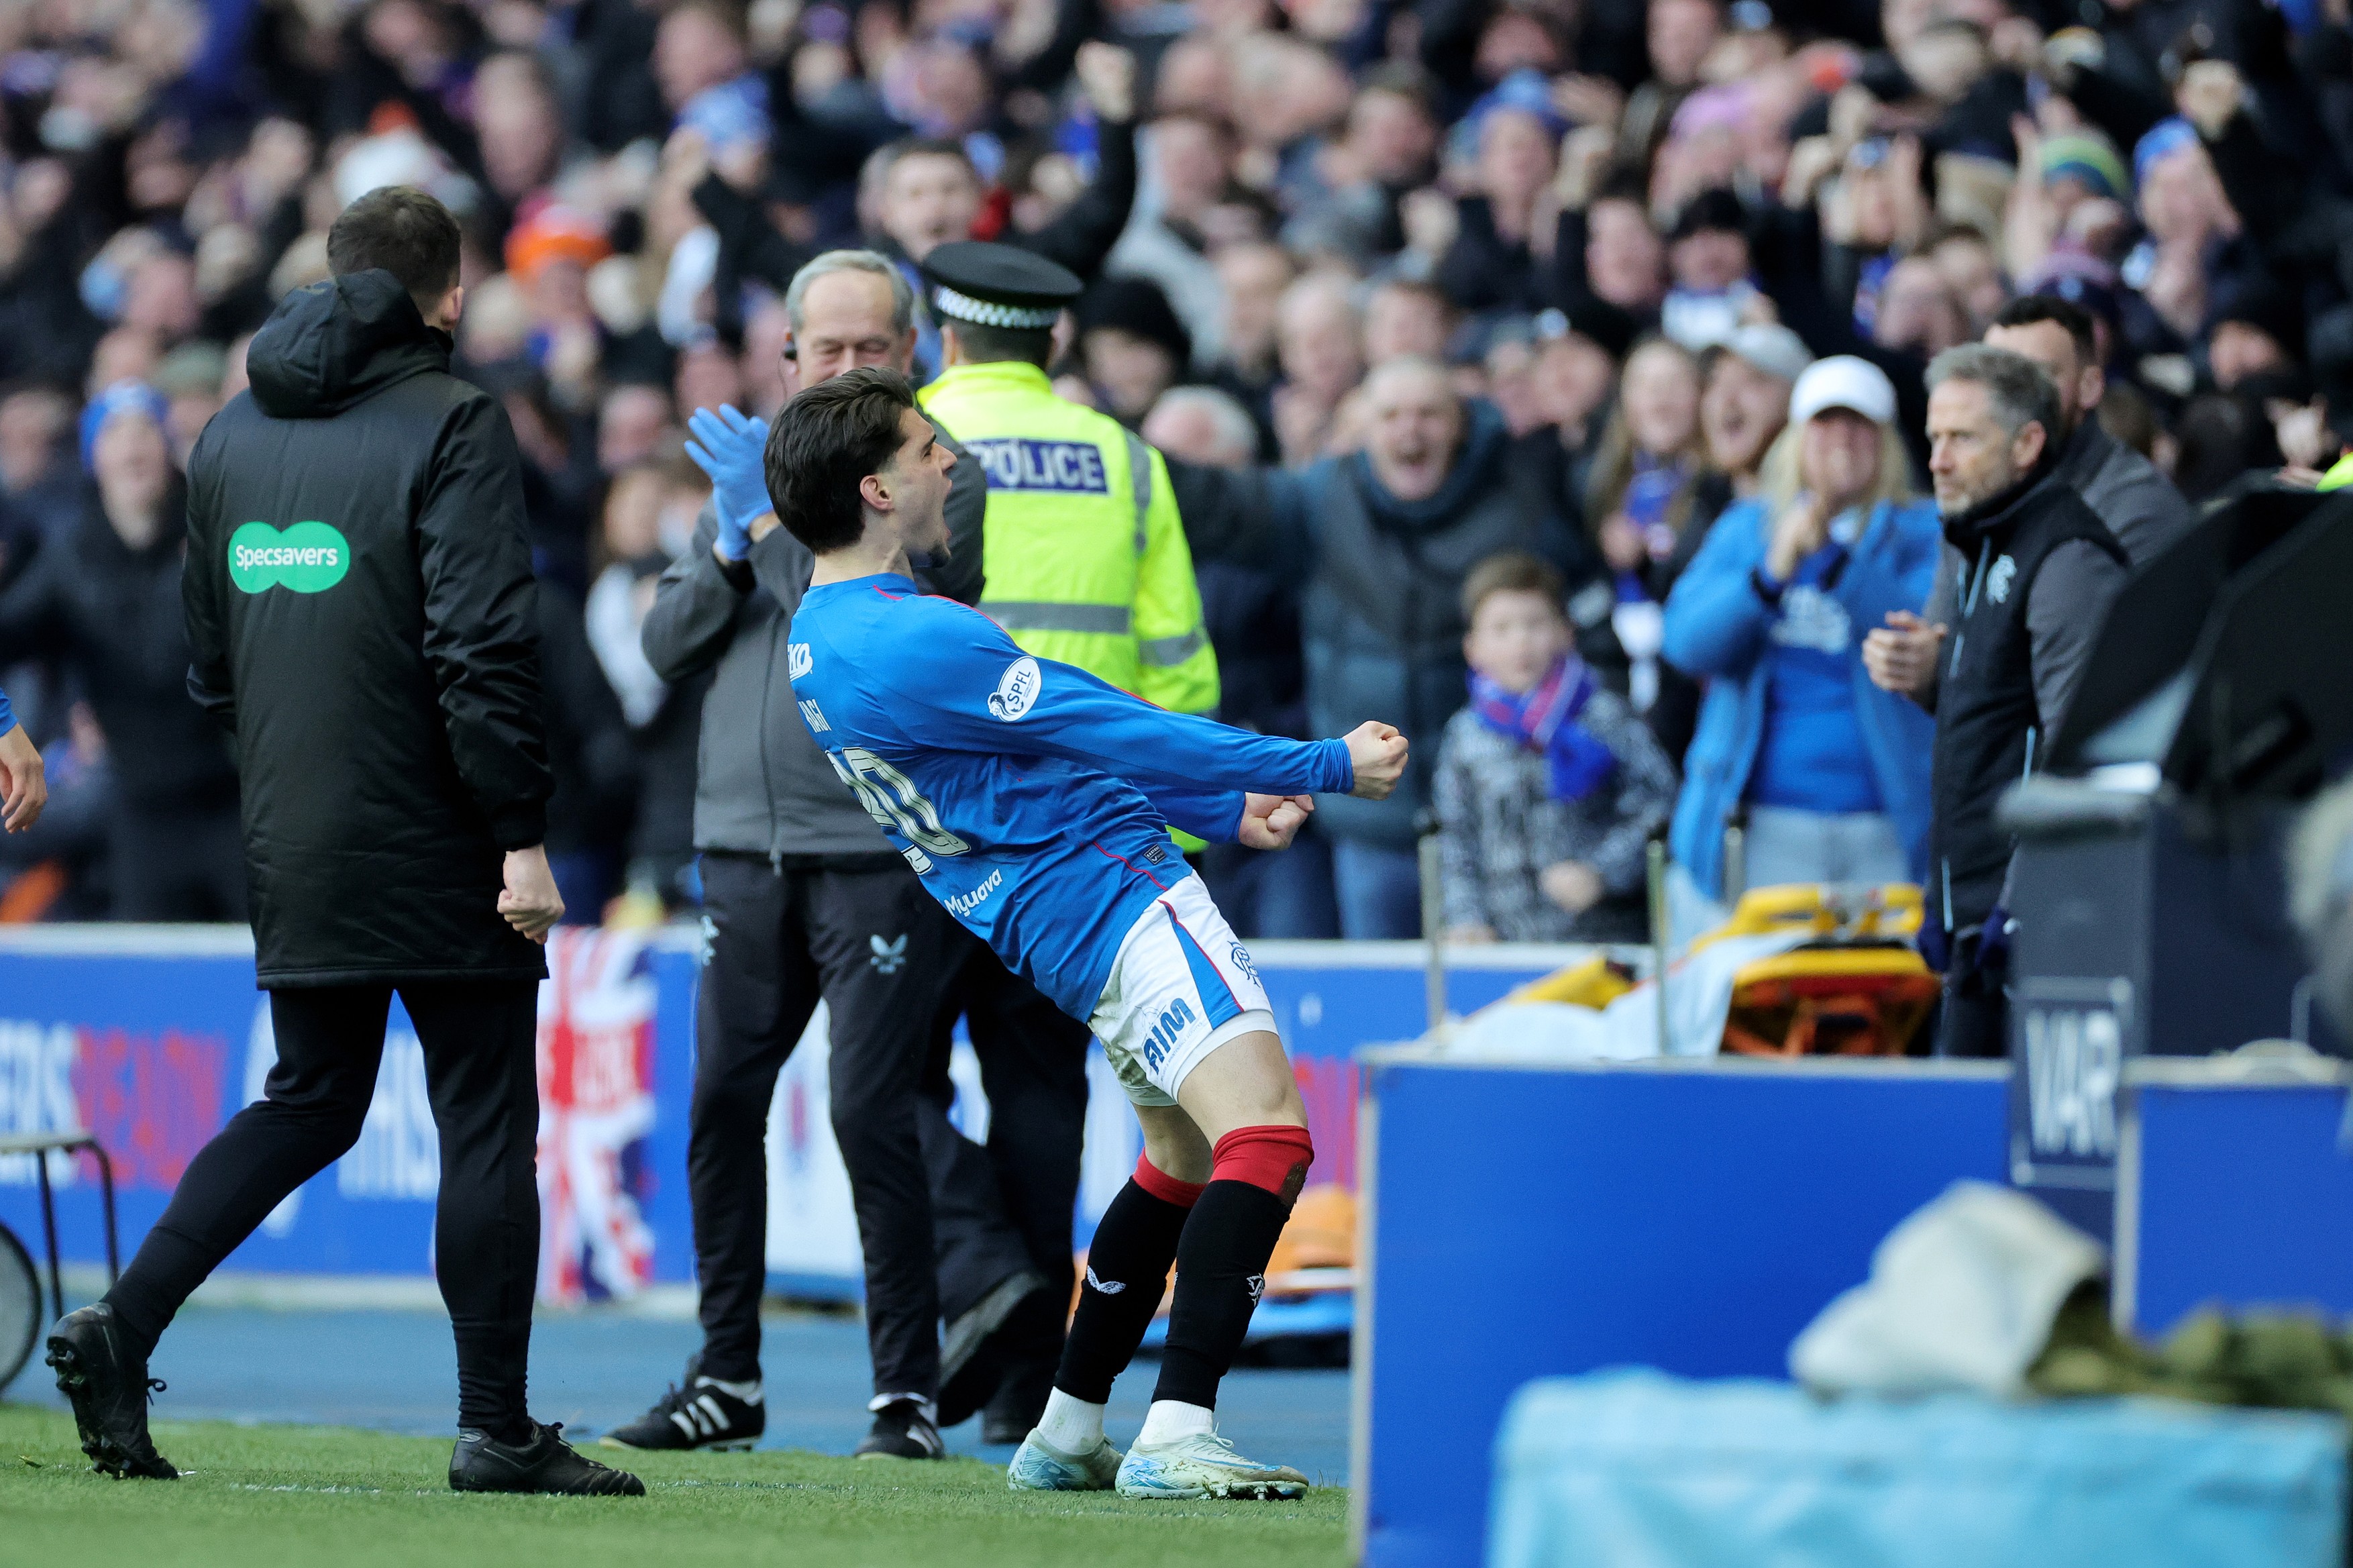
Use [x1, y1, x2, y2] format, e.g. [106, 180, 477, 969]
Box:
[1114, 1429, 1309, 1500]
[1007, 1430, 1122, 1491]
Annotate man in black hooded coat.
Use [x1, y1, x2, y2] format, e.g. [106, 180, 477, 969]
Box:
[42, 187, 641, 1498]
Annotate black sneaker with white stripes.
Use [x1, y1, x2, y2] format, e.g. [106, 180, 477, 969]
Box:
[600, 1360, 765, 1453]
[853, 1397, 944, 1460]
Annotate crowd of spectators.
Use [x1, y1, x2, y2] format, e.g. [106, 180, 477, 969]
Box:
[0, 0, 2348, 936]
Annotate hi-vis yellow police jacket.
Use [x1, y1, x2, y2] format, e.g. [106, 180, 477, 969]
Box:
[918, 360, 1220, 717]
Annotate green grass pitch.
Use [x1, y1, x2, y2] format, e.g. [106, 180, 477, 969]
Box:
[0, 1404, 1349, 1567]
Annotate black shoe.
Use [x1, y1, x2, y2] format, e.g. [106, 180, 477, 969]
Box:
[853, 1398, 944, 1460]
[981, 1347, 1059, 1447]
[937, 1271, 1047, 1430]
[600, 1361, 765, 1452]
[45, 1304, 176, 1480]
[451, 1422, 645, 1496]
[978, 1286, 1067, 1445]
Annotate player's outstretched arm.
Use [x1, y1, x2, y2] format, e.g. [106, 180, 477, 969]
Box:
[878, 609, 1359, 798]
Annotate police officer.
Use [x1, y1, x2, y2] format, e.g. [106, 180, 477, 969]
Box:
[912, 244, 1224, 1442]
[917, 242, 1220, 718]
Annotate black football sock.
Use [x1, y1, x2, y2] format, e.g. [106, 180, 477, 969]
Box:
[1054, 1178, 1192, 1404]
[1151, 1180, 1290, 1410]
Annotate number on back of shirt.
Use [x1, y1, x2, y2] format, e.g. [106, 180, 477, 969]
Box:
[829, 747, 968, 856]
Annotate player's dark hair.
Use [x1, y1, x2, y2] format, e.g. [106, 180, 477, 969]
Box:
[327, 187, 463, 315]
[1993, 294, 2097, 366]
[766, 365, 919, 554]
[945, 319, 1055, 368]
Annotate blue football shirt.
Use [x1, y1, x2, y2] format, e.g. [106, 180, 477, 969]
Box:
[788, 573, 1354, 1018]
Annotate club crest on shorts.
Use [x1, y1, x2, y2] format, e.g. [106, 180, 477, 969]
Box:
[1245, 1273, 1267, 1302]
[1230, 943, 1259, 986]
[869, 933, 907, 974]
[988, 656, 1041, 721]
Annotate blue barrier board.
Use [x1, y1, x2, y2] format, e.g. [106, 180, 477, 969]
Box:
[2126, 1079, 2353, 1336]
[1356, 1055, 2008, 1568]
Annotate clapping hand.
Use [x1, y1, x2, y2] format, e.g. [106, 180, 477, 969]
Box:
[684, 405, 775, 562]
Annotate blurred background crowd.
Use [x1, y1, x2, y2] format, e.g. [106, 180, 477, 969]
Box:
[0, 0, 2347, 935]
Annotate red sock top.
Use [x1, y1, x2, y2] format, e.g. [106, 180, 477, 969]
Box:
[1210, 1123, 1314, 1202]
[1133, 1151, 1206, 1208]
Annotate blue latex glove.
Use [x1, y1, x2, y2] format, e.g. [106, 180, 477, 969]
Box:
[684, 404, 773, 562]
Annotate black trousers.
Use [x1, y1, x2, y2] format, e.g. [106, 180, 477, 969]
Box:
[1934, 930, 2011, 1058]
[927, 931, 1093, 1310]
[103, 981, 540, 1433]
[690, 854, 963, 1399]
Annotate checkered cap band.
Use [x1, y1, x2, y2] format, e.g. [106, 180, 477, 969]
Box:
[933, 285, 1061, 330]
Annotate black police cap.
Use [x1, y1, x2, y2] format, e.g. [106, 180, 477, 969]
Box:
[921, 242, 1084, 331]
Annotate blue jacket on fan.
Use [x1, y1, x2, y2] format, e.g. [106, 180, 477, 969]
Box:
[1662, 495, 1942, 902]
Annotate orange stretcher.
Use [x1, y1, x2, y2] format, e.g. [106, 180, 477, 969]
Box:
[1497, 883, 1938, 1057]
[1710, 884, 1937, 1057]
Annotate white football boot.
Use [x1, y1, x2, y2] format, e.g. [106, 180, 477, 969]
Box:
[1114, 1428, 1309, 1500]
[1007, 1429, 1123, 1491]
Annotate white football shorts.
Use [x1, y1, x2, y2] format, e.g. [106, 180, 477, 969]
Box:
[1088, 872, 1274, 1107]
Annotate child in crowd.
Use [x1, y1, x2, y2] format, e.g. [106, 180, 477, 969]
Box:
[1437, 552, 1679, 944]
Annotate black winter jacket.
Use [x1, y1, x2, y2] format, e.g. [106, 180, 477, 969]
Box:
[0, 487, 240, 814]
[183, 270, 552, 986]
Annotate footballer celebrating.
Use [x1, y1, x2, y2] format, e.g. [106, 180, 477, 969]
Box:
[770, 366, 1408, 1500]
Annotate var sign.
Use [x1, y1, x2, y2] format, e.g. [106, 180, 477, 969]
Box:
[2009, 977, 2135, 1192]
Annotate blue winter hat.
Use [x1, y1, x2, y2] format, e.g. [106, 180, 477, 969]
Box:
[79, 380, 170, 473]
[2132, 117, 2200, 190]
[1464, 68, 1568, 142]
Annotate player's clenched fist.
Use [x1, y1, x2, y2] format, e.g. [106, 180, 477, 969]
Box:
[1345, 722, 1408, 800]
[1239, 792, 1314, 849]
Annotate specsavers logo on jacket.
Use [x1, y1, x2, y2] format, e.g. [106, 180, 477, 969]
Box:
[229, 521, 351, 594]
